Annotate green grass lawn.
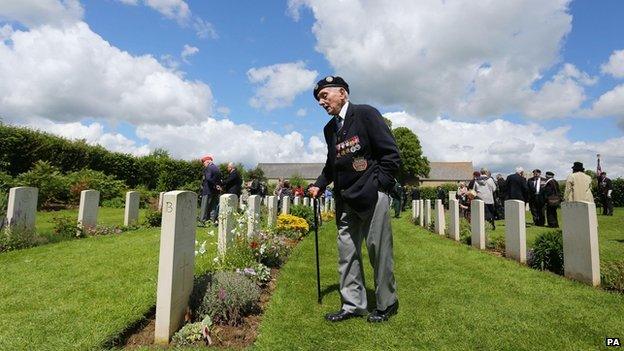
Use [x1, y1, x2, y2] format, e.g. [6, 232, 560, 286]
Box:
[255, 215, 624, 351]
[35, 207, 148, 242]
[2, 208, 623, 350]
[0, 210, 218, 351]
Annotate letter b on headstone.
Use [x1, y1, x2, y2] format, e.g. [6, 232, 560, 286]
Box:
[155, 191, 197, 345]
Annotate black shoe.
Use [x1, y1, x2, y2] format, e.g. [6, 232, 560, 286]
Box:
[367, 300, 399, 323]
[324, 309, 363, 322]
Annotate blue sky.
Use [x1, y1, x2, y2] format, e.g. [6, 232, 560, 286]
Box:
[1, 0, 623, 176]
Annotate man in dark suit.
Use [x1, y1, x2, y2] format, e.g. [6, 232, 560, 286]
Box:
[598, 171, 614, 216]
[199, 154, 222, 223]
[506, 167, 528, 202]
[527, 169, 546, 226]
[223, 162, 242, 197]
[309, 76, 401, 323]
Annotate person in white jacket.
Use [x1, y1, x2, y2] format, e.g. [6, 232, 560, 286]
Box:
[474, 168, 498, 229]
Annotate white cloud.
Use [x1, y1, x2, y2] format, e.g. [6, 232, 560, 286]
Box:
[386, 111, 624, 177]
[591, 84, 624, 118]
[601, 50, 624, 78]
[247, 61, 318, 111]
[289, 0, 574, 119]
[136, 118, 326, 166]
[116, 0, 216, 39]
[523, 64, 595, 119]
[216, 106, 231, 116]
[0, 24, 13, 41]
[296, 108, 307, 117]
[0, 22, 213, 125]
[0, 0, 83, 28]
[181, 44, 199, 62]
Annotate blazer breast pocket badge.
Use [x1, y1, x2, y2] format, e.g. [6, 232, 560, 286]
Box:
[352, 157, 367, 172]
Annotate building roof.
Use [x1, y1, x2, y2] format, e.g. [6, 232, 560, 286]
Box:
[258, 163, 324, 180]
[422, 162, 474, 181]
[258, 161, 474, 181]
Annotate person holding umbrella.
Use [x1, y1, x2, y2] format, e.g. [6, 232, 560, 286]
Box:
[308, 76, 401, 323]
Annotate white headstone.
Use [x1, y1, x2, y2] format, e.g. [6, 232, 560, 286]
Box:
[424, 199, 431, 228]
[449, 199, 460, 241]
[303, 197, 310, 207]
[282, 196, 290, 215]
[218, 194, 238, 256]
[6, 187, 38, 232]
[155, 191, 196, 345]
[239, 195, 245, 210]
[267, 196, 278, 227]
[78, 190, 99, 229]
[158, 191, 165, 212]
[471, 199, 485, 249]
[504, 200, 526, 263]
[411, 200, 418, 222]
[330, 198, 335, 212]
[294, 196, 302, 206]
[324, 199, 330, 213]
[418, 199, 424, 226]
[562, 201, 600, 286]
[124, 191, 140, 226]
[448, 191, 457, 205]
[247, 195, 261, 238]
[434, 199, 445, 235]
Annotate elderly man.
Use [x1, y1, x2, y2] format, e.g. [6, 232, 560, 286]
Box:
[564, 162, 593, 202]
[527, 169, 546, 226]
[308, 76, 401, 323]
[598, 171, 614, 216]
[199, 154, 221, 223]
[223, 162, 242, 197]
[506, 167, 528, 202]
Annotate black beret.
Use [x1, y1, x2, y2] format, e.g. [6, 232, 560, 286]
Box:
[546, 171, 554, 176]
[313, 76, 349, 100]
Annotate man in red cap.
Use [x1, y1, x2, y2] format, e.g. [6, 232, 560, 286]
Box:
[308, 75, 401, 323]
[199, 154, 222, 224]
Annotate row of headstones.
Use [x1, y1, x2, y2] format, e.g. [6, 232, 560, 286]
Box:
[3, 187, 141, 231]
[155, 191, 335, 344]
[411, 198, 600, 287]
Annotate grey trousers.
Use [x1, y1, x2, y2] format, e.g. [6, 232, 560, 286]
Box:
[336, 191, 397, 314]
[199, 194, 218, 222]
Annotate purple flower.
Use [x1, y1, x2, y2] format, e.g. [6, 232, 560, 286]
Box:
[218, 287, 227, 300]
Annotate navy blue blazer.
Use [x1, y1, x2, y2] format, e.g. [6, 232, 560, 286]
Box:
[314, 103, 401, 212]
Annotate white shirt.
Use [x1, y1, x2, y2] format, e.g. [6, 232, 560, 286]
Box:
[338, 101, 349, 120]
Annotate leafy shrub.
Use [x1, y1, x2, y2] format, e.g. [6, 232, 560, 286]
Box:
[0, 190, 7, 231]
[530, 230, 564, 275]
[418, 183, 459, 200]
[144, 209, 162, 227]
[66, 169, 126, 204]
[215, 236, 257, 271]
[198, 271, 260, 326]
[601, 260, 624, 293]
[101, 197, 124, 208]
[52, 216, 82, 239]
[249, 234, 291, 268]
[0, 171, 14, 192]
[290, 205, 314, 228]
[171, 315, 212, 346]
[83, 225, 124, 236]
[276, 214, 309, 239]
[16, 161, 70, 207]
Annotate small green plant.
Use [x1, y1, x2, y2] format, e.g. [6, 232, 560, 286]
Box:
[198, 271, 261, 326]
[601, 260, 624, 293]
[487, 235, 505, 253]
[249, 234, 292, 268]
[144, 209, 162, 227]
[0, 226, 43, 252]
[101, 197, 124, 208]
[237, 263, 271, 285]
[52, 216, 82, 239]
[530, 230, 564, 275]
[171, 315, 213, 346]
[0, 190, 7, 231]
[215, 236, 257, 271]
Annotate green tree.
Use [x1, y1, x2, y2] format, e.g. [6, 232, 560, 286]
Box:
[392, 127, 430, 183]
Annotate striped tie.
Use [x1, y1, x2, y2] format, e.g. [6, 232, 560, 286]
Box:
[335, 115, 343, 132]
